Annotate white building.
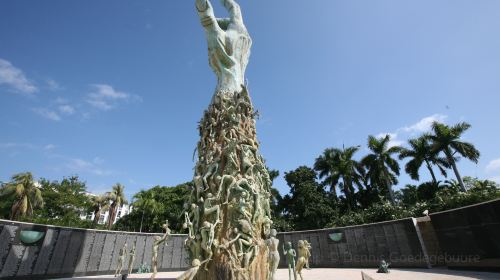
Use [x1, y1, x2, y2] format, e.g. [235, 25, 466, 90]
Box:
[80, 193, 132, 225]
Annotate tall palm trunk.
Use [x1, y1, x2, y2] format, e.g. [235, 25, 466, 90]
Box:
[93, 209, 101, 225]
[139, 209, 145, 233]
[445, 149, 467, 192]
[425, 160, 438, 184]
[386, 177, 396, 205]
[10, 201, 20, 220]
[330, 182, 337, 199]
[344, 181, 353, 210]
[107, 204, 116, 229]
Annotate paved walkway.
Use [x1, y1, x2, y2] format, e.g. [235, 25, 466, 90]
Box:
[58, 268, 500, 280]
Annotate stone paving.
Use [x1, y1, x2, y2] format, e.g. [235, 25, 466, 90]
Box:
[57, 268, 500, 280]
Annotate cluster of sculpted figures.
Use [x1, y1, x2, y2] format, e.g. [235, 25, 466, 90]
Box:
[179, 228, 312, 280]
[182, 0, 274, 277]
[182, 83, 274, 277]
[282, 240, 312, 280]
[114, 221, 171, 280]
[114, 226, 312, 280]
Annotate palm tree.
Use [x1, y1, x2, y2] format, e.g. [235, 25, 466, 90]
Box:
[315, 146, 365, 210]
[361, 135, 401, 205]
[399, 135, 449, 184]
[89, 195, 110, 226]
[133, 190, 159, 232]
[428, 122, 480, 192]
[474, 179, 498, 189]
[106, 183, 128, 229]
[314, 148, 339, 198]
[0, 172, 44, 220]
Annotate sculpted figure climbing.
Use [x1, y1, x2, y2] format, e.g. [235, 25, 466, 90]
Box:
[115, 243, 127, 277]
[151, 222, 171, 280]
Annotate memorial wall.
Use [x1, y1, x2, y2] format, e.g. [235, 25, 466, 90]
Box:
[278, 218, 429, 269]
[430, 198, 500, 270]
[0, 221, 189, 279]
[1, 199, 498, 279]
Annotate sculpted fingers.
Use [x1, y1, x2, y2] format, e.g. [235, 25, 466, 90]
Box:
[222, 0, 243, 22]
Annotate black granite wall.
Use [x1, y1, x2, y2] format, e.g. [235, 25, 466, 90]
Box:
[277, 218, 429, 269]
[2, 201, 499, 278]
[0, 217, 429, 279]
[0, 215, 462, 278]
[430, 199, 500, 270]
[0, 220, 189, 279]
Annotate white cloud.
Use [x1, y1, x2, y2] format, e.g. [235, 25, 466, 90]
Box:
[54, 97, 68, 104]
[33, 108, 61, 121]
[65, 157, 112, 176]
[0, 142, 113, 178]
[68, 158, 92, 169]
[0, 142, 36, 149]
[87, 99, 114, 111]
[58, 104, 75, 115]
[0, 142, 55, 152]
[86, 84, 141, 111]
[46, 79, 61, 90]
[43, 144, 56, 150]
[81, 112, 91, 120]
[0, 58, 38, 94]
[486, 158, 500, 173]
[93, 157, 104, 165]
[92, 157, 104, 165]
[376, 114, 448, 148]
[402, 114, 448, 134]
[92, 84, 129, 99]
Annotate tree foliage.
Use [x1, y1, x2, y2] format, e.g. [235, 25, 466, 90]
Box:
[106, 183, 128, 229]
[31, 176, 92, 227]
[428, 122, 480, 192]
[273, 122, 496, 230]
[114, 182, 191, 233]
[361, 135, 401, 204]
[399, 135, 449, 183]
[280, 166, 336, 231]
[314, 147, 365, 210]
[1, 121, 495, 233]
[0, 172, 44, 220]
[89, 194, 110, 226]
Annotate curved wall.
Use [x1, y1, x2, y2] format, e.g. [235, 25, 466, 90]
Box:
[277, 218, 429, 269]
[0, 217, 429, 279]
[430, 198, 500, 270]
[0, 220, 189, 279]
[6, 198, 500, 279]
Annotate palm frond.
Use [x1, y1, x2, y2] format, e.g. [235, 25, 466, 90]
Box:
[452, 141, 480, 163]
[0, 184, 18, 197]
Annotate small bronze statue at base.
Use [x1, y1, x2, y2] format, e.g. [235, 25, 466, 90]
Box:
[266, 229, 280, 280]
[127, 244, 136, 275]
[283, 242, 297, 280]
[377, 259, 390, 273]
[151, 221, 171, 280]
[115, 243, 128, 277]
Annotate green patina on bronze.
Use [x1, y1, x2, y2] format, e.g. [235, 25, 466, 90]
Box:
[180, 1, 273, 279]
[19, 230, 45, 245]
[328, 233, 343, 242]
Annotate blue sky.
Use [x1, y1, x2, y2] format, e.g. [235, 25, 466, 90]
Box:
[1, 0, 500, 199]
